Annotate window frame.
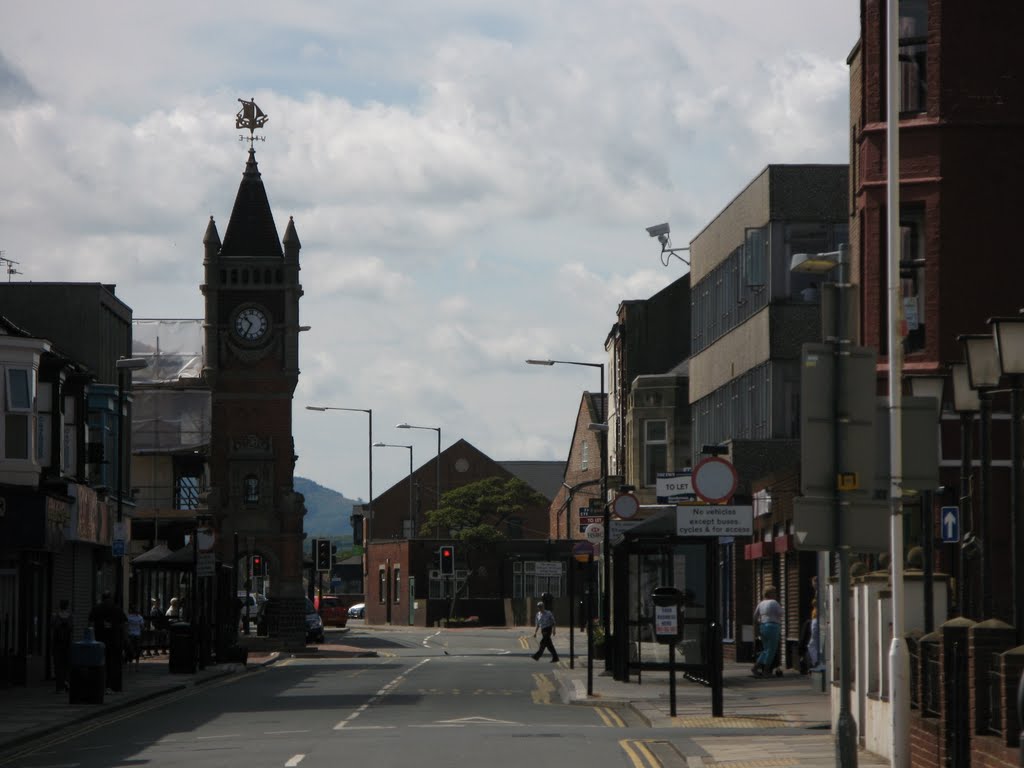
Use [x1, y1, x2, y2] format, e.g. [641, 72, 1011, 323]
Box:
[642, 419, 668, 488]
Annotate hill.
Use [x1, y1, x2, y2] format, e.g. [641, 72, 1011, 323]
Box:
[295, 476, 360, 538]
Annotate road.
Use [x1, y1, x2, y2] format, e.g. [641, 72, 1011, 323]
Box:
[2, 626, 688, 768]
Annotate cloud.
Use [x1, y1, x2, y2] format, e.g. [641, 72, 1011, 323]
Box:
[0, 0, 857, 497]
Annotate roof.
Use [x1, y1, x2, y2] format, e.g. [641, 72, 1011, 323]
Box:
[219, 149, 284, 259]
[498, 461, 567, 501]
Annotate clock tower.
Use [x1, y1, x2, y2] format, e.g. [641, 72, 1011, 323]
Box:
[201, 103, 307, 645]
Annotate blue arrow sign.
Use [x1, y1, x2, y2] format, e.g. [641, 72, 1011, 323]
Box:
[940, 506, 959, 543]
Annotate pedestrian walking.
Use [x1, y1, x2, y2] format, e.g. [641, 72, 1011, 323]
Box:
[51, 599, 73, 693]
[532, 601, 560, 663]
[125, 606, 144, 669]
[752, 585, 783, 678]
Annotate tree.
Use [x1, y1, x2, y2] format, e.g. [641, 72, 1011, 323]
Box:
[420, 476, 549, 621]
[420, 476, 547, 543]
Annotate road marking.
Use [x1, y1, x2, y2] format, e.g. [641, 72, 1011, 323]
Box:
[620, 739, 661, 768]
[518, 637, 530, 649]
[531, 672, 556, 704]
[333, 657, 431, 729]
[266, 730, 311, 735]
[595, 707, 626, 727]
[285, 756, 305, 767]
[196, 733, 240, 740]
[435, 716, 520, 725]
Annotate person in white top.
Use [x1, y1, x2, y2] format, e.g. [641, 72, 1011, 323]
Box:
[752, 585, 783, 677]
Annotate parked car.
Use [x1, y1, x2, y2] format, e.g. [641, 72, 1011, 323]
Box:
[314, 595, 349, 627]
[348, 602, 365, 619]
[255, 597, 325, 643]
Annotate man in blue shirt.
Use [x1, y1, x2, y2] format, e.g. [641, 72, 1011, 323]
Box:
[532, 601, 560, 663]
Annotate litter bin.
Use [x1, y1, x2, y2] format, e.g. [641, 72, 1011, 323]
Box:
[168, 622, 196, 674]
[69, 627, 105, 704]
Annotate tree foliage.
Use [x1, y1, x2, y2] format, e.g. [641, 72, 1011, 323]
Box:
[420, 476, 548, 545]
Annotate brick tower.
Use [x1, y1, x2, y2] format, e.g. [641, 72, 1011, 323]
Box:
[201, 134, 307, 645]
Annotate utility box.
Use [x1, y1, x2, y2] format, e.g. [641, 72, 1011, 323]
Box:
[69, 629, 105, 704]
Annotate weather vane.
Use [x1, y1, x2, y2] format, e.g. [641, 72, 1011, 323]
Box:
[236, 98, 269, 146]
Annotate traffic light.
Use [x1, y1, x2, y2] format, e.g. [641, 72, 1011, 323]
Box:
[439, 545, 455, 575]
[252, 554, 264, 576]
[315, 538, 332, 571]
[351, 513, 364, 546]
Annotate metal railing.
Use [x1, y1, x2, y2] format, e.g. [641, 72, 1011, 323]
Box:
[922, 641, 942, 717]
[985, 652, 1003, 736]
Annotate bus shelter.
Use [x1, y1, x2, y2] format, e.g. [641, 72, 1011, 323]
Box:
[610, 507, 724, 715]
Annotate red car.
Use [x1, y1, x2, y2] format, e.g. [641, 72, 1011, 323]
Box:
[314, 595, 349, 627]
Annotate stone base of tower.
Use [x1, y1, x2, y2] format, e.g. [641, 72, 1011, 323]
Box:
[258, 594, 309, 648]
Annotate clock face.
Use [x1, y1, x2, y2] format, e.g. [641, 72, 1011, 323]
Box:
[234, 307, 269, 341]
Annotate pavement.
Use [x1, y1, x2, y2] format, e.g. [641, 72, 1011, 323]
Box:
[0, 630, 889, 767]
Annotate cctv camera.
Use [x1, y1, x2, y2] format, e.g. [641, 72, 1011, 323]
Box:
[646, 223, 670, 239]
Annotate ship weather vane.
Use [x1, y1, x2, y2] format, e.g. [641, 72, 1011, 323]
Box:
[236, 97, 269, 146]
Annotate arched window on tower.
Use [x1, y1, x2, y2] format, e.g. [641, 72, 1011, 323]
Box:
[244, 475, 260, 505]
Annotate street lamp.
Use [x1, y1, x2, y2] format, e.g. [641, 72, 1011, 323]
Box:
[374, 443, 414, 538]
[959, 333, 1001, 618]
[990, 315, 1024, 640]
[526, 358, 609, 640]
[306, 406, 373, 542]
[949, 362, 980, 618]
[396, 423, 441, 520]
[906, 373, 947, 633]
[115, 357, 148, 610]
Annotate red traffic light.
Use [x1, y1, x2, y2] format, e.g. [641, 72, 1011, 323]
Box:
[441, 547, 452, 558]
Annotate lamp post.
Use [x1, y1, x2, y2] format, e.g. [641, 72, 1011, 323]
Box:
[990, 315, 1024, 640]
[960, 333, 1001, 618]
[526, 358, 608, 640]
[906, 373, 947, 633]
[790, 245, 857, 766]
[115, 357, 148, 609]
[396, 423, 441, 523]
[949, 362, 980, 618]
[374, 443, 414, 538]
[305, 405, 374, 544]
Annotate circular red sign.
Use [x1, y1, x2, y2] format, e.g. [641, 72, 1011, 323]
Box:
[692, 456, 738, 504]
[612, 492, 640, 519]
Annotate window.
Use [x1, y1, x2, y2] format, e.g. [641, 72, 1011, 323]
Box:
[899, 0, 927, 114]
[512, 561, 564, 599]
[900, 207, 926, 354]
[580, 440, 589, 471]
[244, 475, 260, 504]
[393, 567, 401, 603]
[5, 368, 34, 460]
[177, 475, 201, 510]
[643, 419, 667, 487]
[378, 568, 387, 603]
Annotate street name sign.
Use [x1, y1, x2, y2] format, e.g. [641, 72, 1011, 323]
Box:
[534, 561, 562, 577]
[676, 505, 753, 537]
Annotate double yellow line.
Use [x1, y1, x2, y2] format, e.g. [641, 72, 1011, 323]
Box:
[619, 739, 660, 768]
[595, 706, 626, 727]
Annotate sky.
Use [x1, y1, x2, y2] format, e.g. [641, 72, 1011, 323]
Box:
[0, 1, 857, 505]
